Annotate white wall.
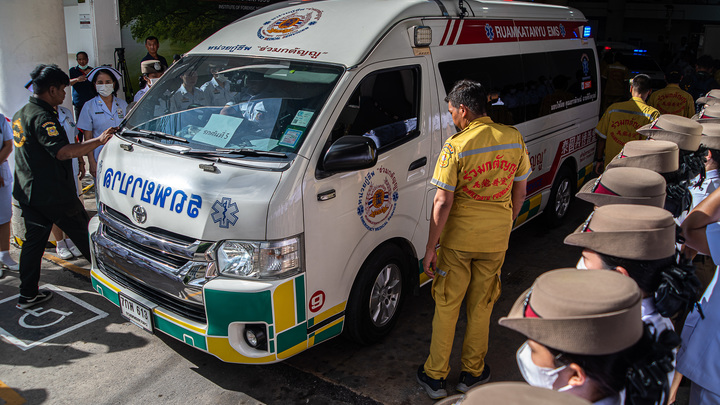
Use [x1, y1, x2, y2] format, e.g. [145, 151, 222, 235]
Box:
[64, 1, 96, 68]
[0, 0, 71, 117]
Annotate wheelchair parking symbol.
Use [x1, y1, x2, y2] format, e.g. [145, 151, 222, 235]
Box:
[0, 284, 108, 351]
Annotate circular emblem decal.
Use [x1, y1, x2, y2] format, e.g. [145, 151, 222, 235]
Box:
[132, 205, 147, 224]
[309, 290, 325, 313]
[357, 167, 399, 232]
[439, 143, 455, 168]
[257, 8, 323, 41]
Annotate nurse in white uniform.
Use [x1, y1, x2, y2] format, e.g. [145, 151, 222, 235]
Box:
[77, 67, 127, 178]
[0, 113, 17, 274]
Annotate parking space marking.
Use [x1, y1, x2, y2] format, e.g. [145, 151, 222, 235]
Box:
[42, 253, 90, 277]
[0, 284, 108, 351]
[0, 379, 26, 405]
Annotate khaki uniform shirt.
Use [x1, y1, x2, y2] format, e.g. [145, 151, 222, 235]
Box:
[431, 117, 531, 252]
[595, 97, 660, 167]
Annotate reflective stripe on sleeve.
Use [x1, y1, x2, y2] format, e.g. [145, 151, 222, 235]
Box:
[458, 143, 523, 159]
[594, 128, 607, 139]
[431, 178, 456, 191]
[514, 170, 532, 181]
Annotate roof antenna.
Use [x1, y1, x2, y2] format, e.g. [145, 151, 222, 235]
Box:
[458, 0, 468, 19]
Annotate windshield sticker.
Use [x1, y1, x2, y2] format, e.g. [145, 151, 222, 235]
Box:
[290, 110, 314, 127]
[211, 197, 239, 229]
[257, 8, 322, 41]
[357, 167, 399, 232]
[192, 114, 243, 148]
[206, 44, 253, 53]
[102, 168, 202, 219]
[279, 128, 303, 148]
[256, 45, 327, 59]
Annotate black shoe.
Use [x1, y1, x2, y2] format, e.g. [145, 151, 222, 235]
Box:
[17, 289, 54, 309]
[417, 365, 447, 399]
[456, 365, 491, 393]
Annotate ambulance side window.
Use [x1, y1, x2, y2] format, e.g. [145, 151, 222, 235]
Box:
[331, 67, 419, 151]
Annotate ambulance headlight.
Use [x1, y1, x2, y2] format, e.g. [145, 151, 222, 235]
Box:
[216, 236, 302, 279]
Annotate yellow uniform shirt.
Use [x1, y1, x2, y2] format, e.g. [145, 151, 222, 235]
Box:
[647, 84, 695, 118]
[431, 117, 531, 252]
[595, 97, 660, 167]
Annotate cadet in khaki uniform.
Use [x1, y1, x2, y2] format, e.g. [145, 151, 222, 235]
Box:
[13, 65, 115, 309]
[594, 74, 660, 172]
[647, 69, 696, 118]
[417, 80, 531, 399]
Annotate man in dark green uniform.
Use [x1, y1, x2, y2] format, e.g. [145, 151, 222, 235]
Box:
[13, 64, 116, 309]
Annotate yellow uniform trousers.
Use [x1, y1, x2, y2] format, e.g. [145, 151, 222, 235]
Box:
[424, 248, 504, 380]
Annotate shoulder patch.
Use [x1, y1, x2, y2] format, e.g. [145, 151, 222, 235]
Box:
[439, 143, 455, 168]
[41, 121, 55, 128]
[46, 125, 59, 137]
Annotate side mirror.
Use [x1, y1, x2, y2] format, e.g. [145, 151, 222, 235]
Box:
[322, 135, 378, 174]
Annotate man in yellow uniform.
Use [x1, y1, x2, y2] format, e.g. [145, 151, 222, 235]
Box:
[594, 74, 660, 173]
[648, 69, 695, 118]
[417, 80, 531, 399]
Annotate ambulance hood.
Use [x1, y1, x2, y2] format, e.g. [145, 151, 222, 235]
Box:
[97, 137, 283, 242]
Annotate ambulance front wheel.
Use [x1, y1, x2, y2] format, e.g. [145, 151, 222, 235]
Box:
[345, 245, 407, 345]
[544, 165, 575, 227]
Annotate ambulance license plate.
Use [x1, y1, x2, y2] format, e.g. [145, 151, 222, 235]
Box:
[119, 293, 153, 333]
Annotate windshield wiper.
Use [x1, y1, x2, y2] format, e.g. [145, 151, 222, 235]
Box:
[121, 128, 189, 143]
[179, 148, 287, 158]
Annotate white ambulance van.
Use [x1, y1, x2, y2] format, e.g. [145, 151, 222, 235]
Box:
[90, 0, 599, 364]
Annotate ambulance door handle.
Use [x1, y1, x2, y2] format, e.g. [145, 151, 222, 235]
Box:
[317, 189, 336, 201]
[409, 157, 427, 171]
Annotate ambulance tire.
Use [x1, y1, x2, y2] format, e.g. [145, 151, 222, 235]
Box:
[544, 165, 575, 227]
[345, 245, 407, 345]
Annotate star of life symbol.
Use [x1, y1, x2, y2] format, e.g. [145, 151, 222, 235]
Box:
[211, 197, 239, 229]
[559, 24, 566, 37]
[485, 23, 494, 41]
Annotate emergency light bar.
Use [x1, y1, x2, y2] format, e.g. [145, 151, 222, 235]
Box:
[583, 26, 591, 38]
[413, 26, 433, 47]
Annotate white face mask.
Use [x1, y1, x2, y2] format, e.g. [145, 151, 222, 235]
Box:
[215, 74, 228, 83]
[148, 78, 159, 87]
[96, 83, 114, 97]
[516, 342, 572, 391]
[576, 256, 588, 269]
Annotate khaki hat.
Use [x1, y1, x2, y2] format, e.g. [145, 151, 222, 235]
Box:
[576, 167, 666, 208]
[564, 204, 676, 260]
[697, 89, 720, 106]
[606, 140, 679, 174]
[141, 59, 165, 75]
[637, 115, 703, 151]
[436, 382, 591, 405]
[700, 123, 720, 150]
[499, 268, 643, 356]
[695, 105, 720, 123]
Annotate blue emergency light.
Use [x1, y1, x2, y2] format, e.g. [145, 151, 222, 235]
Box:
[583, 26, 591, 38]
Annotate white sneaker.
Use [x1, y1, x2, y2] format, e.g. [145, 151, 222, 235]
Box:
[56, 246, 73, 260]
[1, 258, 19, 271]
[67, 244, 82, 258]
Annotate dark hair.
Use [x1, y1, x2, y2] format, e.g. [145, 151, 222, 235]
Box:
[597, 254, 672, 294]
[664, 67, 681, 84]
[76, 51, 88, 59]
[30, 64, 70, 95]
[708, 148, 720, 164]
[91, 68, 120, 96]
[631, 74, 652, 94]
[145, 36, 159, 44]
[549, 326, 679, 405]
[697, 55, 713, 70]
[444, 79, 487, 116]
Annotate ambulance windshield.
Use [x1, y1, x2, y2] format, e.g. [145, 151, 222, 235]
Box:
[124, 56, 343, 155]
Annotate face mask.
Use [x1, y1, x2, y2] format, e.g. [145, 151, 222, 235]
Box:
[148, 78, 159, 87]
[516, 342, 572, 391]
[79, 65, 89, 70]
[96, 83, 113, 97]
[215, 74, 228, 83]
[577, 256, 588, 269]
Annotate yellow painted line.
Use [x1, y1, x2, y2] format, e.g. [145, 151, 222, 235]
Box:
[81, 183, 94, 195]
[186, 290, 202, 298]
[154, 308, 206, 335]
[0, 380, 26, 405]
[43, 253, 90, 278]
[90, 269, 121, 293]
[273, 280, 295, 333]
[311, 301, 346, 325]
